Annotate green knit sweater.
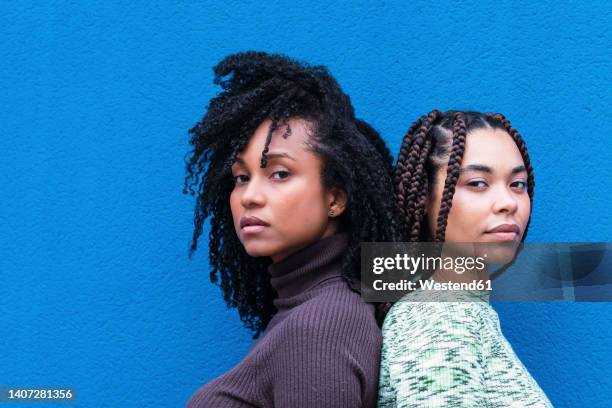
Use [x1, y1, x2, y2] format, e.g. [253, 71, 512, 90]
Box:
[377, 287, 554, 407]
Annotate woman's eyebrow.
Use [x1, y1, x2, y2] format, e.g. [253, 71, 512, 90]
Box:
[265, 152, 297, 161]
[460, 164, 527, 174]
[460, 164, 492, 174]
[233, 152, 296, 166]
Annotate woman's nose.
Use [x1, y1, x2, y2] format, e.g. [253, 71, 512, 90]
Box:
[240, 177, 266, 208]
[492, 186, 519, 214]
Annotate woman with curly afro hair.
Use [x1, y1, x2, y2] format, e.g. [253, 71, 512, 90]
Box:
[184, 51, 402, 408]
[377, 110, 553, 407]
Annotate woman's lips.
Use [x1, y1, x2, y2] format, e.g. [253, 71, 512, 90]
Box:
[240, 216, 270, 234]
[484, 224, 520, 241]
[484, 231, 519, 241]
[242, 225, 268, 234]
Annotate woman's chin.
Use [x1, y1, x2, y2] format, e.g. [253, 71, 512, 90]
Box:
[477, 242, 520, 265]
[241, 241, 284, 260]
[486, 244, 516, 265]
[242, 244, 272, 258]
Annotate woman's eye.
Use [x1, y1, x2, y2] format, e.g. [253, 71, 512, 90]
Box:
[271, 170, 290, 180]
[511, 181, 527, 190]
[233, 175, 249, 184]
[467, 180, 487, 189]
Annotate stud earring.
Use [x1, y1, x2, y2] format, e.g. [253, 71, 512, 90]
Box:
[328, 209, 335, 217]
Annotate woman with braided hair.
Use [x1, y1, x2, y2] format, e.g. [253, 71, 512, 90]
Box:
[184, 51, 402, 408]
[377, 111, 553, 407]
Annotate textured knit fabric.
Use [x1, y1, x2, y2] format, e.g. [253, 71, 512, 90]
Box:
[187, 233, 382, 408]
[377, 286, 554, 407]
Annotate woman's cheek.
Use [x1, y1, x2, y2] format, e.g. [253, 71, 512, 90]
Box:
[452, 192, 484, 240]
[229, 192, 239, 226]
[518, 194, 532, 228]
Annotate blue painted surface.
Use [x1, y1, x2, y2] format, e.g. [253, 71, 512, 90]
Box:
[1, 1, 610, 407]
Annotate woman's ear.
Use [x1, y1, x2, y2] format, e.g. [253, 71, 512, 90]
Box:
[326, 188, 348, 217]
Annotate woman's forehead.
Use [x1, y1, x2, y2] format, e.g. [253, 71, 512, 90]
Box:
[462, 127, 525, 170]
[234, 118, 315, 165]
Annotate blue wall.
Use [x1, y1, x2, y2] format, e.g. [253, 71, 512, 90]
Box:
[1, 1, 610, 407]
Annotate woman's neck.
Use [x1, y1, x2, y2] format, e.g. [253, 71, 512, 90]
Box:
[267, 232, 348, 300]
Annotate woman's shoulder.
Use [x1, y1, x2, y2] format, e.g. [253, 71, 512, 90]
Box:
[276, 282, 381, 345]
[386, 288, 490, 314]
[382, 290, 492, 341]
[301, 284, 378, 326]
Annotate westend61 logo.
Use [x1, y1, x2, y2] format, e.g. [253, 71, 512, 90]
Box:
[371, 277, 493, 292]
[372, 253, 487, 275]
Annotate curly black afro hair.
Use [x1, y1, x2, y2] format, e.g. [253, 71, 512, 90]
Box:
[184, 51, 402, 337]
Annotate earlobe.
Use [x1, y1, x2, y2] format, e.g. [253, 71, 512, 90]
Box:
[327, 188, 348, 217]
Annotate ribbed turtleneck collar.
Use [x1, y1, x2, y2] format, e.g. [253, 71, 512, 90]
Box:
[267, 233, 349, 299]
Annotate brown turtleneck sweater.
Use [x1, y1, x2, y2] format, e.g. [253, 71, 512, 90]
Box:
[186, 233, 382, 407]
